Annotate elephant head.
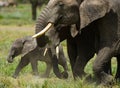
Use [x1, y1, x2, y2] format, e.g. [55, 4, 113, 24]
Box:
[32, 0, 81, 79]
[32, 0, 83, 79]
[33, 0, 83, 47]
[33, 0, 117, 46]
[7, 38, 25, 63]
[32, 0, 120, 80]
[7, 36, 37, 63]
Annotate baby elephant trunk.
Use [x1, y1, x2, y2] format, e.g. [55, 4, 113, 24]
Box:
[7, 49, 16, 63]
[7, 54, 14, 63]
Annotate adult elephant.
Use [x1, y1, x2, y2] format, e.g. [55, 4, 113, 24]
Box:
[33, 0, 120, 85]
[34, 21, 113, 80]
[79, 0, 120, 85]
[29, 0, 49, 20]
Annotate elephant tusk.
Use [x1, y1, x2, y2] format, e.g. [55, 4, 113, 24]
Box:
[43, 48, 48, 56]
[32, 23, 53, 38]
[56, 46, 59, 59]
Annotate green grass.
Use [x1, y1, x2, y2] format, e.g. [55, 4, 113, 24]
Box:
[0, 4, 43, 26]
[0, 27, 119, 88]
[0, 4, 120, 88]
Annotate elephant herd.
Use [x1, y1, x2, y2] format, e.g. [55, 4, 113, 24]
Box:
[29, 0, 49, 20]
[32, 0, 120, 86]
[7, 0, 120, 86]
[7, 36, 68, 78]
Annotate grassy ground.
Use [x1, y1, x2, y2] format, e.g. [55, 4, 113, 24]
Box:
[0, 4, 120, 88]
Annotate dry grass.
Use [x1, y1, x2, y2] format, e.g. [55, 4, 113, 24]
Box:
[0, 4, 120, 87]
[0, 25, 119, 88]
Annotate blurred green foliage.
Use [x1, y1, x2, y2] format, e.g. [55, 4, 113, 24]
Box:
[18, 0, 49, 4]
[0, 4, 42, 25]
[0, 27, 119, 88]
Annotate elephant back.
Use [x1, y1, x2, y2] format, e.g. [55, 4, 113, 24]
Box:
[21, 36, 37, 57]
[80, 0, 111, 29]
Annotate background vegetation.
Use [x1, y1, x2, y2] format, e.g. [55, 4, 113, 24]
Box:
[0, 3, 119, 88]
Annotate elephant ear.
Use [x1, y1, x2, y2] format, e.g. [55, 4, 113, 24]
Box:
[70, 24, 79, 37]
[80, 0, 111, 29]
[21, 36, 37, 57]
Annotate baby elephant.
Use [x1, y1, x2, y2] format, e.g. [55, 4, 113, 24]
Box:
[7, 36, 68, 78]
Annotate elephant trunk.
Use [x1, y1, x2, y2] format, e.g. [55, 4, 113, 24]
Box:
[7, 51, 15, 63]
[30, 0, 38, 20]
[31, 3, 37, 20]
[7, 56, 13, 63]
[35, 7, 50, 33]
[35, 6, 51, 47]
[35, 7, 64, 79]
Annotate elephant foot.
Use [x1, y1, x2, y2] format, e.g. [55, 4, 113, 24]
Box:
[54, 71, 63, 79]
[12, 74, 18, 79]
[61, 71, 68, 79]
[32, 72, 39, 76]
[84, 74, 94, 82]
[100, 74, 115, 86]
[73, 71, 88, 79]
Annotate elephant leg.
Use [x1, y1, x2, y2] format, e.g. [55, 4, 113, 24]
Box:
[30, 58, 39, 76]
[48, 48, 62, 79]
[52, 55, 63, 78]
[61, 63, 69, 79]
[58, 49, 68, 78]
[41, 62, 52, 78]
[61, 62, 68, 79]
[93, 47, 114, 85]
[103, 60, 112, 75]
[58, 60, 68, 79]
[73, 38, 95, 79]
[31, 3, 37, 20]
[60, 60, 68, 74]
[73, 54, 92, 78]
[67, 39, 77, 76]
[13, 57, 30, 78]
[115, 55, 120, 81]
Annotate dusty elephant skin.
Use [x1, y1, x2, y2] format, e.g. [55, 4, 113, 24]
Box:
[7, 36, 68, 78]
[35, 20, 112, 81]
[34, 0, 81, 79]
[80, 0, 120, 85]
[33, 0, 120, 85]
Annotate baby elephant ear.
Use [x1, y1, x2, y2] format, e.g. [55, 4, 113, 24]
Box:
[80, 0, 111, 29]
[21, 37, 37, 57]
[70, 24, 79, 37]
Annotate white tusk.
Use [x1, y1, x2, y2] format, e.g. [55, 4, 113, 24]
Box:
[56, 46, 59, 59]
[32, 23, 53, 38]
[43, 48, 48, 56]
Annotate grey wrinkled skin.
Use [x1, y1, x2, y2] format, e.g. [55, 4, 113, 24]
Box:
[35, 0, 81, 79]
[36, 20, 112, 80]
[80, 0, 120, 85]
[35, 0, 120, 85]
[7, 36, 68, 78]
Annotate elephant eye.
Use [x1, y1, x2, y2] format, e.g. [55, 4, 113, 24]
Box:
[58, 1, 64, 7]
